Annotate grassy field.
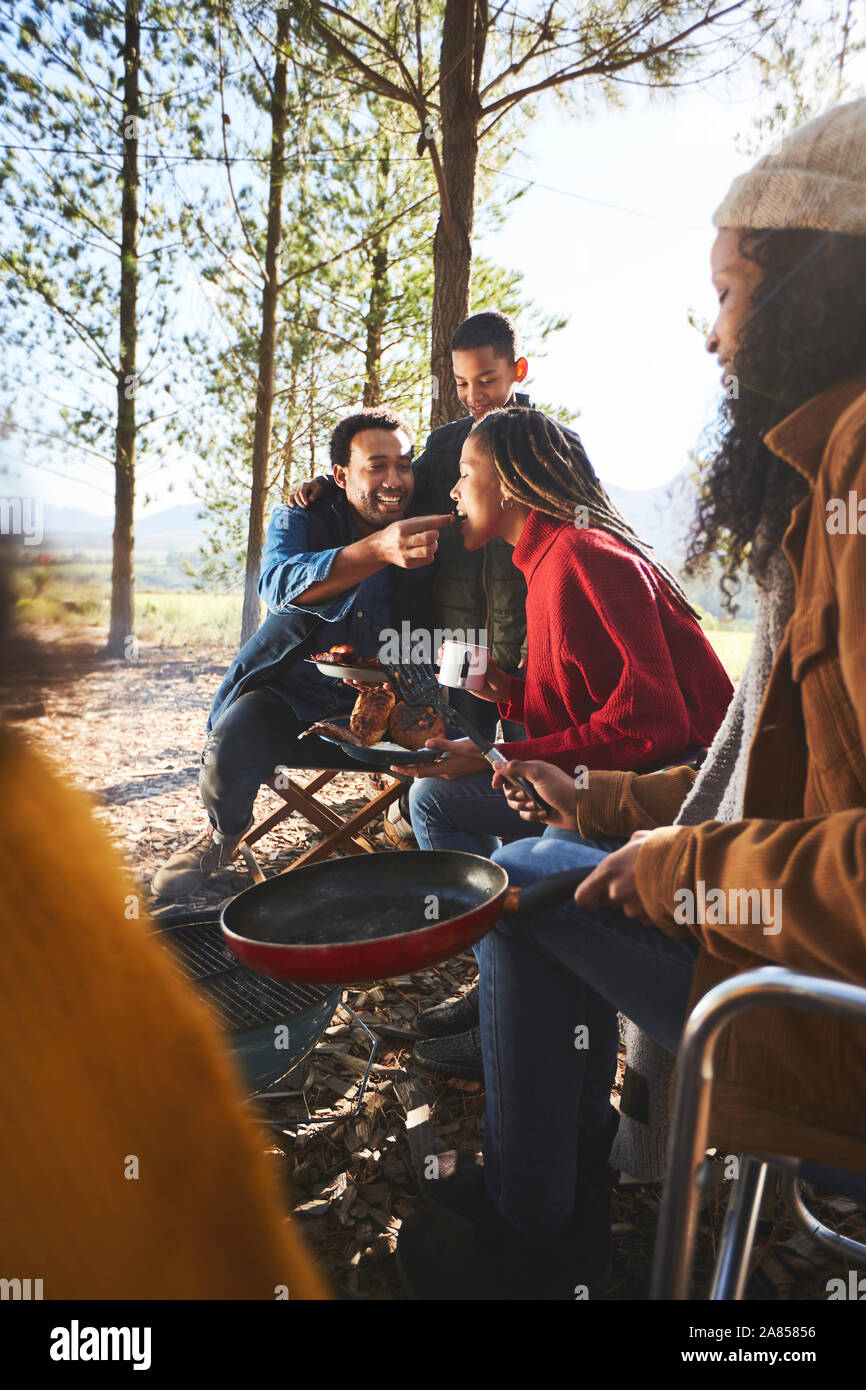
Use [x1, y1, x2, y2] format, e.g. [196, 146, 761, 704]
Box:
[134, 592, 244, 646]
[703, 628, 753, 682]
[14, 558, 755, 678]
[15, 556, 245, 647]
[20, 588, 245, 647]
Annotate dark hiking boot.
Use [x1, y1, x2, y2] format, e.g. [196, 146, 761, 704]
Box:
[413, 1025, 483, 1082]
[423, 1147, 615, 1222]
[417, 982, 480, 1037]
[151, 824, 248, 900]
[396, 1179, 612, 1301]
[422, 1149, 484, 1218]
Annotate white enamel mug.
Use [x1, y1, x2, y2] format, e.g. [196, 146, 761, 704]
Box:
[437, 639, 489, 692]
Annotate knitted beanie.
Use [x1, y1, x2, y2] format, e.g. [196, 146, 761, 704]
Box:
[713, 97, 866, 234]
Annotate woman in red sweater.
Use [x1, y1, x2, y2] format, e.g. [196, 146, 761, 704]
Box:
[404, 407, 732, 855]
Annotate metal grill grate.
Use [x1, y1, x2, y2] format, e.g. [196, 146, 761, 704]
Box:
[152, 915, 334, 1033]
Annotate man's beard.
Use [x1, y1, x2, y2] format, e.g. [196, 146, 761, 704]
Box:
[351, 490, 410, 528]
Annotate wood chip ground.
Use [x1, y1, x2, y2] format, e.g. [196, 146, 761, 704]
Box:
[6, 629, 865, 1300]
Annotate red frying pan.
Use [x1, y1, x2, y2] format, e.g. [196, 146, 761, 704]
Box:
[221, 850, 595, 986]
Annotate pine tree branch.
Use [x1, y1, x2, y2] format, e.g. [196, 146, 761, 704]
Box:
[2, 198, 119, 255]
[10, 423, 113, 467]
[299, 3, 418, 111]
[277, 191, 436, 290]
[481, 0, 758, 116]
[217, 8, 265, 278]
[0, 249, 116, 374]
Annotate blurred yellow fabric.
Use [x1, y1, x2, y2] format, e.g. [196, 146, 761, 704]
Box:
[0, 726, 330, 1300]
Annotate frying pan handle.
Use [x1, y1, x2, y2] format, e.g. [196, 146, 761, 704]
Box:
[509, 864, 598, 917]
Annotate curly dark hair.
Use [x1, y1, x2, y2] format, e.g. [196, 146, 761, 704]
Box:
[328, 408, 414, 473]
[685, 228, 866, 610]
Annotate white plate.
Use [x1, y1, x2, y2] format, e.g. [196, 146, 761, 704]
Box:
[305, 659, 392, 686]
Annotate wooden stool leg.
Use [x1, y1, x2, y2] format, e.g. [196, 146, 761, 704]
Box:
[280, 779, 404, 871]
[240, 770, 406, 878]
[245, 776, 347, 846]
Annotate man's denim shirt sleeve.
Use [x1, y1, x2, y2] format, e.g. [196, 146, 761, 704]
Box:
[258, 504, 358, 621]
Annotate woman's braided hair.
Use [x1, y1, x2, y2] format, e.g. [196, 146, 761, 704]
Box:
[471, 407, 698, 617]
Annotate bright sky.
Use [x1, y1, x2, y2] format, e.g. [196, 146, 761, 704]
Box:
[480, 84, 780, 491]
[10, 40, 866, 516]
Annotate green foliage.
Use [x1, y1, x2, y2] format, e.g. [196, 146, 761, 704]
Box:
[0, 0, 221, 491]
[742, 3, 866, 154]
[175, 9, 570, 592]
[6, 0, 857, 627]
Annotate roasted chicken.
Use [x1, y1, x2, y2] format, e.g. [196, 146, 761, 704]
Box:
[349, 683, 396, 744]
[311, 643, 382, 669]
[301, 720, 369, 748]
[388, 701, 446, 750]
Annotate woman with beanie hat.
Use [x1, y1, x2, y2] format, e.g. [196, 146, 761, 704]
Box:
[397, 98, 866, 1299]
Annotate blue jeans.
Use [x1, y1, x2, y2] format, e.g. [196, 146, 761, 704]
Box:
[200, 689, 364, 837]
[479, 833, 700, 1242]
[408, 770, 546, 856]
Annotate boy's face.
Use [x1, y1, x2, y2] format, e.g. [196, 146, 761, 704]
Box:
[333, 427, 414, 532]
[452, 346, 528, 421]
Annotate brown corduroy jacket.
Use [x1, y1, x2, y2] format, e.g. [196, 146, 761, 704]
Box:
[575, 372, 866, 1172]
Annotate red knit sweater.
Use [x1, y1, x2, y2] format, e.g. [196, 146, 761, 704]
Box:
[496, 511, 733, 774]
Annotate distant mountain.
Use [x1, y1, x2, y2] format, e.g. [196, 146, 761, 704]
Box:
[42, 483, 697, 559]
[606, 471, 696, 570]
[42, 502, 206, 551]
[37, 482, 750, 618]
[608, 471, 756, 622]
[137, 504, 207, 538]
[42, 504, 113, 535]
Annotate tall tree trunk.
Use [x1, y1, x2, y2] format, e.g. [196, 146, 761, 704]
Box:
[108, 0, 140, 658]
[240, 4, 290, 645]
[279, 359, 298, 502]
[430, 0, 485, 427]
[308, 339, 317, 471]
[363, 239, 388, 406]
[363, 142, 390, 406]
[280, 435, 294, 504]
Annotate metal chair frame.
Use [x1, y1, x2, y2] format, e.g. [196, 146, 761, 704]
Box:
[651, 965, 866, 1300]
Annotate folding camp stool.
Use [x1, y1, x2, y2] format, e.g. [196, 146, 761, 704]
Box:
[237, 767, 408, 882]
[651, 965, 866, 1299]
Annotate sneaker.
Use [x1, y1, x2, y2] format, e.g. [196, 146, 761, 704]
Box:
[151, 825, 247, 900]
[384, 793, 416, 848]
[417, 982, 479, 1037]
[383, 817, 415, 850]
[413, 1025, 483, 1082]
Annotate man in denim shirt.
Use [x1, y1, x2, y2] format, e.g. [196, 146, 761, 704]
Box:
[153, 408, 452, 900]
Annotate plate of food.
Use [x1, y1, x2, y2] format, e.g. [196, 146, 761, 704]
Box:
[301, 681, 446, 767]
[306, 643, 392, 686]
